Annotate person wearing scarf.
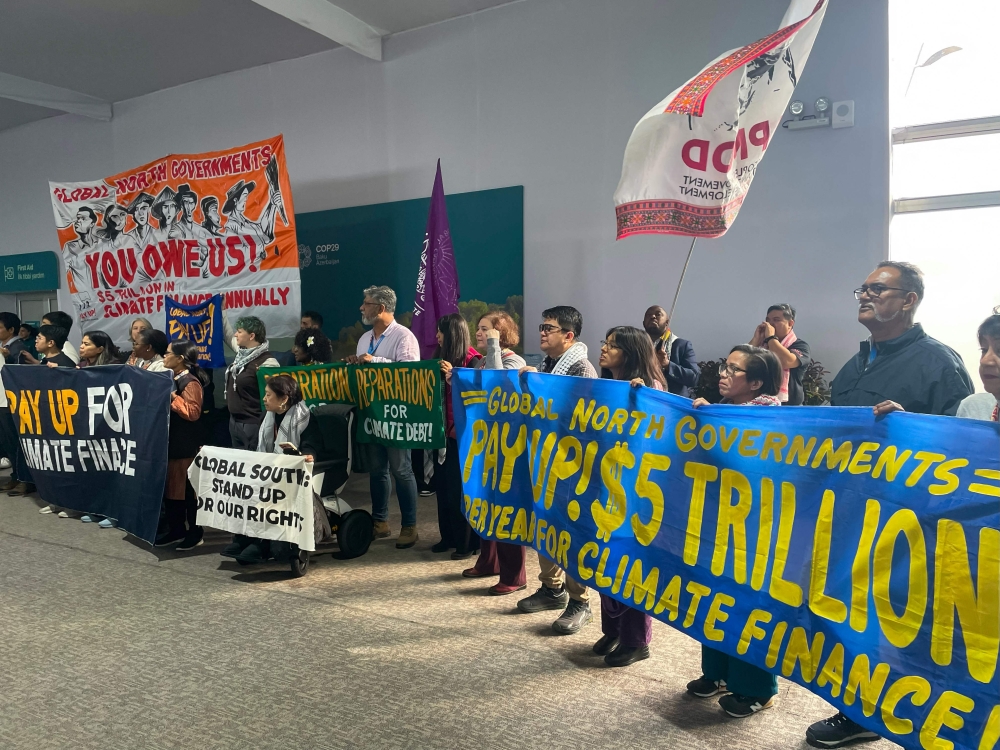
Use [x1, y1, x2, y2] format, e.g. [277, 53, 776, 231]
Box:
[749, 304, 811, 405]
[686, 345, 782, 718]
[642, 305, 700, 397]
[222, 299, 279, 450]
[222, 374, 313, 563]
[517, 306, 597, 636]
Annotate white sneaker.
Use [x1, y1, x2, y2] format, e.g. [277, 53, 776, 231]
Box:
[0, 457, 10, 469]
[58, 511, 71, 518]
[39, 505, 55, 514]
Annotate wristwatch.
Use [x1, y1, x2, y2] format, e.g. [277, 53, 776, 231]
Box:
[764, 335, 778, 344]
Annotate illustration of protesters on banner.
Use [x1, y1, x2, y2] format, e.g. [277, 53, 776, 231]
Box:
[62, 206, 100, 314]
[96, 203, 129, 251]
[221, 176, 284, 261]
[124, 191, 156, 250]
[151, 185, 179, 243]
[200, 196, 223, 237]
[170, 183, 213, 242]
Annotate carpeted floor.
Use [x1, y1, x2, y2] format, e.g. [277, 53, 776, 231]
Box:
[0, 472, 901, 750]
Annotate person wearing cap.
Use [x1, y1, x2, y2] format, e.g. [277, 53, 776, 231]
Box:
[748, 303, 811, 405]
[151, 185, 179, 243]
[221, 178, 283, 259]
[169, 184, 213, 242]
[125, 191, 156, 250]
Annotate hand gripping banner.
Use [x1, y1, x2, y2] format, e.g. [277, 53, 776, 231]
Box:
[49, 135, 300, 344]
[454, 369, 1000, 750]
[614, 0, 828, 238]
[3, 364, 172, 543]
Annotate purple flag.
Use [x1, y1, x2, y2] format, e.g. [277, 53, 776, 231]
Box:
[411, 160, 460, 359]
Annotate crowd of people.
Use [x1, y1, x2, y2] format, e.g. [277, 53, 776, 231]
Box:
[0, 261, 997, 750]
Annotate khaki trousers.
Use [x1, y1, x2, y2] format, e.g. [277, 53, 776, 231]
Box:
[537, 552, 589, 602]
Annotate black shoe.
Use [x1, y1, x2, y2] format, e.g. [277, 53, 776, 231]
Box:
[686, 675, 729, 698]
[605, 644, 650, 667]
[235, 543, 265, 564]
[430, 541, 452, 553]
[719, 693, 775, 718]
[806, 713, 880, 748]
[451, 549, 475, 560]
[175, 528, 204, 552]
[517, 585, 569, 614]
[418, 490, 435, 497]
[552, 599, 593, 635]
[592, 634, 619, 656]
[154, 528, 186, 547]
[220, 535, 251, 558]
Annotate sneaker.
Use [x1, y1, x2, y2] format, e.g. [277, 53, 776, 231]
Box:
[605, 644, 650, 667]
[372, 520, 391, 539]
[806, 713, 880, 748]
[38, 504, 56, 514]
[154, 528, 186, 547]
[0, 457, 10, 469]
[418, 490, 435, 497]
[517, 585, 569, 614]
[220, 535, 251, 558]
[488, 582, 526, 596]
[592, 634, 620, 656]
[552, 599, 593, 635]
[719, 693, 775, 718]
[395, 526, 418, 549]
[175, 528, 204, 551]
[9, 482, 35, 497]
[686, 676, 729, 698]
[58, 511, 78, 519]
[98, 518, 117, 529]
[80, 515, 95, 523]
[430, 540, 452, 553]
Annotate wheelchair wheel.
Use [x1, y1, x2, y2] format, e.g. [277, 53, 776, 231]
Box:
[289, 549, 309, 577]
[337, 509, 373, 559]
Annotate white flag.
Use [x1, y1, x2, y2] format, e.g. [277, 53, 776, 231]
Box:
[614, 0, 828, 239]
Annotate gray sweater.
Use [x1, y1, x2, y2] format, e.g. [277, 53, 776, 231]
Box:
[956, 391, 998, 421]
[476, 337, 526, 371]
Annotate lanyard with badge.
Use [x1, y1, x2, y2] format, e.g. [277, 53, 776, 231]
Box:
[368, 330, 388, 356]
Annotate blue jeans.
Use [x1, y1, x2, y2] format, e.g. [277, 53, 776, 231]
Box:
[364, 443, 418, 527]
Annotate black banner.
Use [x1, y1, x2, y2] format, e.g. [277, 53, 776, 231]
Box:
[3, 364, 172, 543]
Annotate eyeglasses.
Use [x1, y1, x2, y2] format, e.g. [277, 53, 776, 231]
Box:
[539, 324, 570, 334]
[599, 339, 620, 350]
[719, 362, 747, 377]
[853, 284, 911, 299]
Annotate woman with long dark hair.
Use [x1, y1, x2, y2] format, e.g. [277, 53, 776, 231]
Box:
[293, 327, 333, 364]
[433, 313, 482, 559]
[463, 310, 529, 594]
[592, 326, 664, 667]
[155, 340, 210, 550]
[78, 331, 121, 367]
[685, 344, 782, 718]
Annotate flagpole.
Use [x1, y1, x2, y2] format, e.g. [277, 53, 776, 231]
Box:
[667, 236, 697, 323]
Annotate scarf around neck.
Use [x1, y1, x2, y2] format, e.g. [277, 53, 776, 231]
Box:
[550, 341, 589, 376]
[777, 328, 798, 403]
[258, 401, 311, 454]
[227, 340, 269, 390]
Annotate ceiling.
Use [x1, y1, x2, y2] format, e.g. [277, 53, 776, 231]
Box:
[0, 0, 518, 133]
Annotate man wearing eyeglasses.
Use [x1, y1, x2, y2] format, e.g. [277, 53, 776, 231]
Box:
[749, 304, 811, 405]
[806, 260, 973, 750]
[517, 305, 597, 635]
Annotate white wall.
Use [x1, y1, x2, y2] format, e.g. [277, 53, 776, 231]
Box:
[0, 0, 889, 373]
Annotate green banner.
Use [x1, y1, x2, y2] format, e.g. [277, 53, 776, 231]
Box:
[258, 361, 445, 449]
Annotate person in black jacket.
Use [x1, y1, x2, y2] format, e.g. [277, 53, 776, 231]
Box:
[642, 305, 700, 397]
[749, 303, 811, 405]
[0, 312, 24, 363]
[805, 261, 973, 750]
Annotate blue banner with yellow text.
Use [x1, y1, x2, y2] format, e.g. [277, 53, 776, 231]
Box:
[454, 369, 1000, 750]
[165, 294, 225, 368]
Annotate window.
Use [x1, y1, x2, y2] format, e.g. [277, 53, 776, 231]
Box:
[889, 0, 1000, 389]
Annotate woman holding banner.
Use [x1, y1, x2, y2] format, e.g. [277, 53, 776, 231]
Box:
[155, 340, 209, 550]
[292, 327, 333, 365]
[686, 344, 782, 718]
[129, 328, 168, 372]
[592, 326, 664, 666]
[78, 331, 122, 367]
[463, 311, 528, 593]
[432, 314, 482, 560]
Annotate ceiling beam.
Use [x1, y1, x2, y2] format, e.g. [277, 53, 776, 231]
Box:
[0, 72, 112, 121]
[250, 0, 383, 61]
